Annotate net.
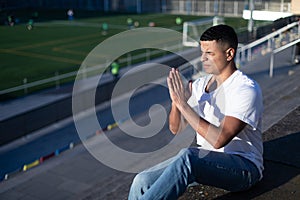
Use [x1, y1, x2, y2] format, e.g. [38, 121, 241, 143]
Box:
[182, 16, 224, 47]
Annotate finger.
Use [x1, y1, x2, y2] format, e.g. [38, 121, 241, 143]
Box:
[169, 69, 179, 91]
[174, 69, 183, 89]
[170, 69, 180, 89]
[167, 76, 174, 91]
[167, 77, 177, 101]
[168, 70, 176, 88]
[189, 80, 193, 93]
[167, 72, 177, 93]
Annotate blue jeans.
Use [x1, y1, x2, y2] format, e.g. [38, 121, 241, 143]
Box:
[128, 147, 261, 200]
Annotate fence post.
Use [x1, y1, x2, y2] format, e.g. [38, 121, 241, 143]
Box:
[298, 20, 300, 36]
[23, 78, 28, 94]
[247, 48, 252, 61]
[267, 38, 272, 50]
[206, 1, 210, 15]
[234, 1, 238, 16]
[269, 51, 274, 78]
[236, 49, 241, 68]
[241, 48, 245, 63]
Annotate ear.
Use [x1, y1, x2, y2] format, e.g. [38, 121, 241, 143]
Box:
[226, 48, 235, 61]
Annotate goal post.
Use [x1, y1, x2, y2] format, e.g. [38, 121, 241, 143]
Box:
[182, 16, 224, 47]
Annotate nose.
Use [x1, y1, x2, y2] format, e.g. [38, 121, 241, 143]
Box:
[200, 52, 207, 62]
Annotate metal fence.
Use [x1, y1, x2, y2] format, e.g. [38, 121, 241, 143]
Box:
[0, 0, 292, 15]
[0, 44, 186, 96]
[0, 0, 296, 96]
[236, 21, 300, 77]
[166, 0, 291, 17]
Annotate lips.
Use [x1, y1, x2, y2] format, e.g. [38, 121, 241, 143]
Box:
[203, 64, 210, 69]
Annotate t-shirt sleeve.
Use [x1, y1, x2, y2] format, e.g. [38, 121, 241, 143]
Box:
[225, 84, 263, 130]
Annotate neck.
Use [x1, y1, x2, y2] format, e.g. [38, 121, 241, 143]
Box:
[214, 63, 237, 87]
[206, 63, 237, 93]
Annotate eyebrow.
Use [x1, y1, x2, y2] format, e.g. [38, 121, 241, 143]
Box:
[200, 49, 214, 54]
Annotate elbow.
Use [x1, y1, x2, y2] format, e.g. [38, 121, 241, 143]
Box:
[169, 126, 178, 135]
[169, 124, 180, 135]
[212, 138, 227, 149]
[170, 130, 178, 135]
[212, 142, 224, 149]
[212, 137, 232, 149]
[211, 129, 234, 149]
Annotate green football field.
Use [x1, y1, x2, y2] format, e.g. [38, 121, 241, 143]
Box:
[0, 9, 249, 98]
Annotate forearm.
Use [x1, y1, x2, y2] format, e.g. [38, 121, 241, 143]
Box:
[169, 103, 185, 134]
[177, 102, 225, 148]
[167, 68, 243, 148]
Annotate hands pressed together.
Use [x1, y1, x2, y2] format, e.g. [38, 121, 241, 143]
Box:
[167, 68, 192, 108]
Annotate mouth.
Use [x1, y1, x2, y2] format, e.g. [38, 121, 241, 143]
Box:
[202, 64, 210, 69]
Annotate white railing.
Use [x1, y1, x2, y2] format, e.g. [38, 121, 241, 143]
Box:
[236, 21, 300, 71]
[270, 38, 300, 77]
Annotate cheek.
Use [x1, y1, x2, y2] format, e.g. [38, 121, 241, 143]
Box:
[208, 57, 219, 66]
[213, 55, 227, 65]
[208, 57, 226, 72]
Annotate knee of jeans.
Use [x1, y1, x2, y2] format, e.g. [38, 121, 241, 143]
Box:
[132, 172, 150, 190]
[177, 148, 195, 167]
[178, 148, 194, 159]
[129, 173, 148, 199]
[178, 148, 190, 156]
[176, 148, 197, 182]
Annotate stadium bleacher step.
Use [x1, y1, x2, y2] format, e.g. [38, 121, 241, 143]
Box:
[79, 173, 133, 200]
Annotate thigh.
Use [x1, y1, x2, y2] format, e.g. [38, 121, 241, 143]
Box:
[188, 147, 260, 192]
[133, 154, 180, 187]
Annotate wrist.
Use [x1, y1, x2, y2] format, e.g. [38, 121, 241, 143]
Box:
[171, 102, 180, 112]
[177, 101, 189, 112]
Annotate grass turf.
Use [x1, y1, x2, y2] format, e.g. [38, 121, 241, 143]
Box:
[0, 9, 250, 99]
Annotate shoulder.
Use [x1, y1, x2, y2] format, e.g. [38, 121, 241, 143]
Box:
[232, 70, 261, 94]
[229, 71, 263, 106]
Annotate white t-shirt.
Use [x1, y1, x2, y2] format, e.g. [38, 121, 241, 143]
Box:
[188, 70, 264, 178]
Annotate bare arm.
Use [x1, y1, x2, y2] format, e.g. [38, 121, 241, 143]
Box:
[178, 102, 246, 148]
[169, 102, 187, 134]
[167, 68, 246, 149]
[167, 69, 190, 134]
